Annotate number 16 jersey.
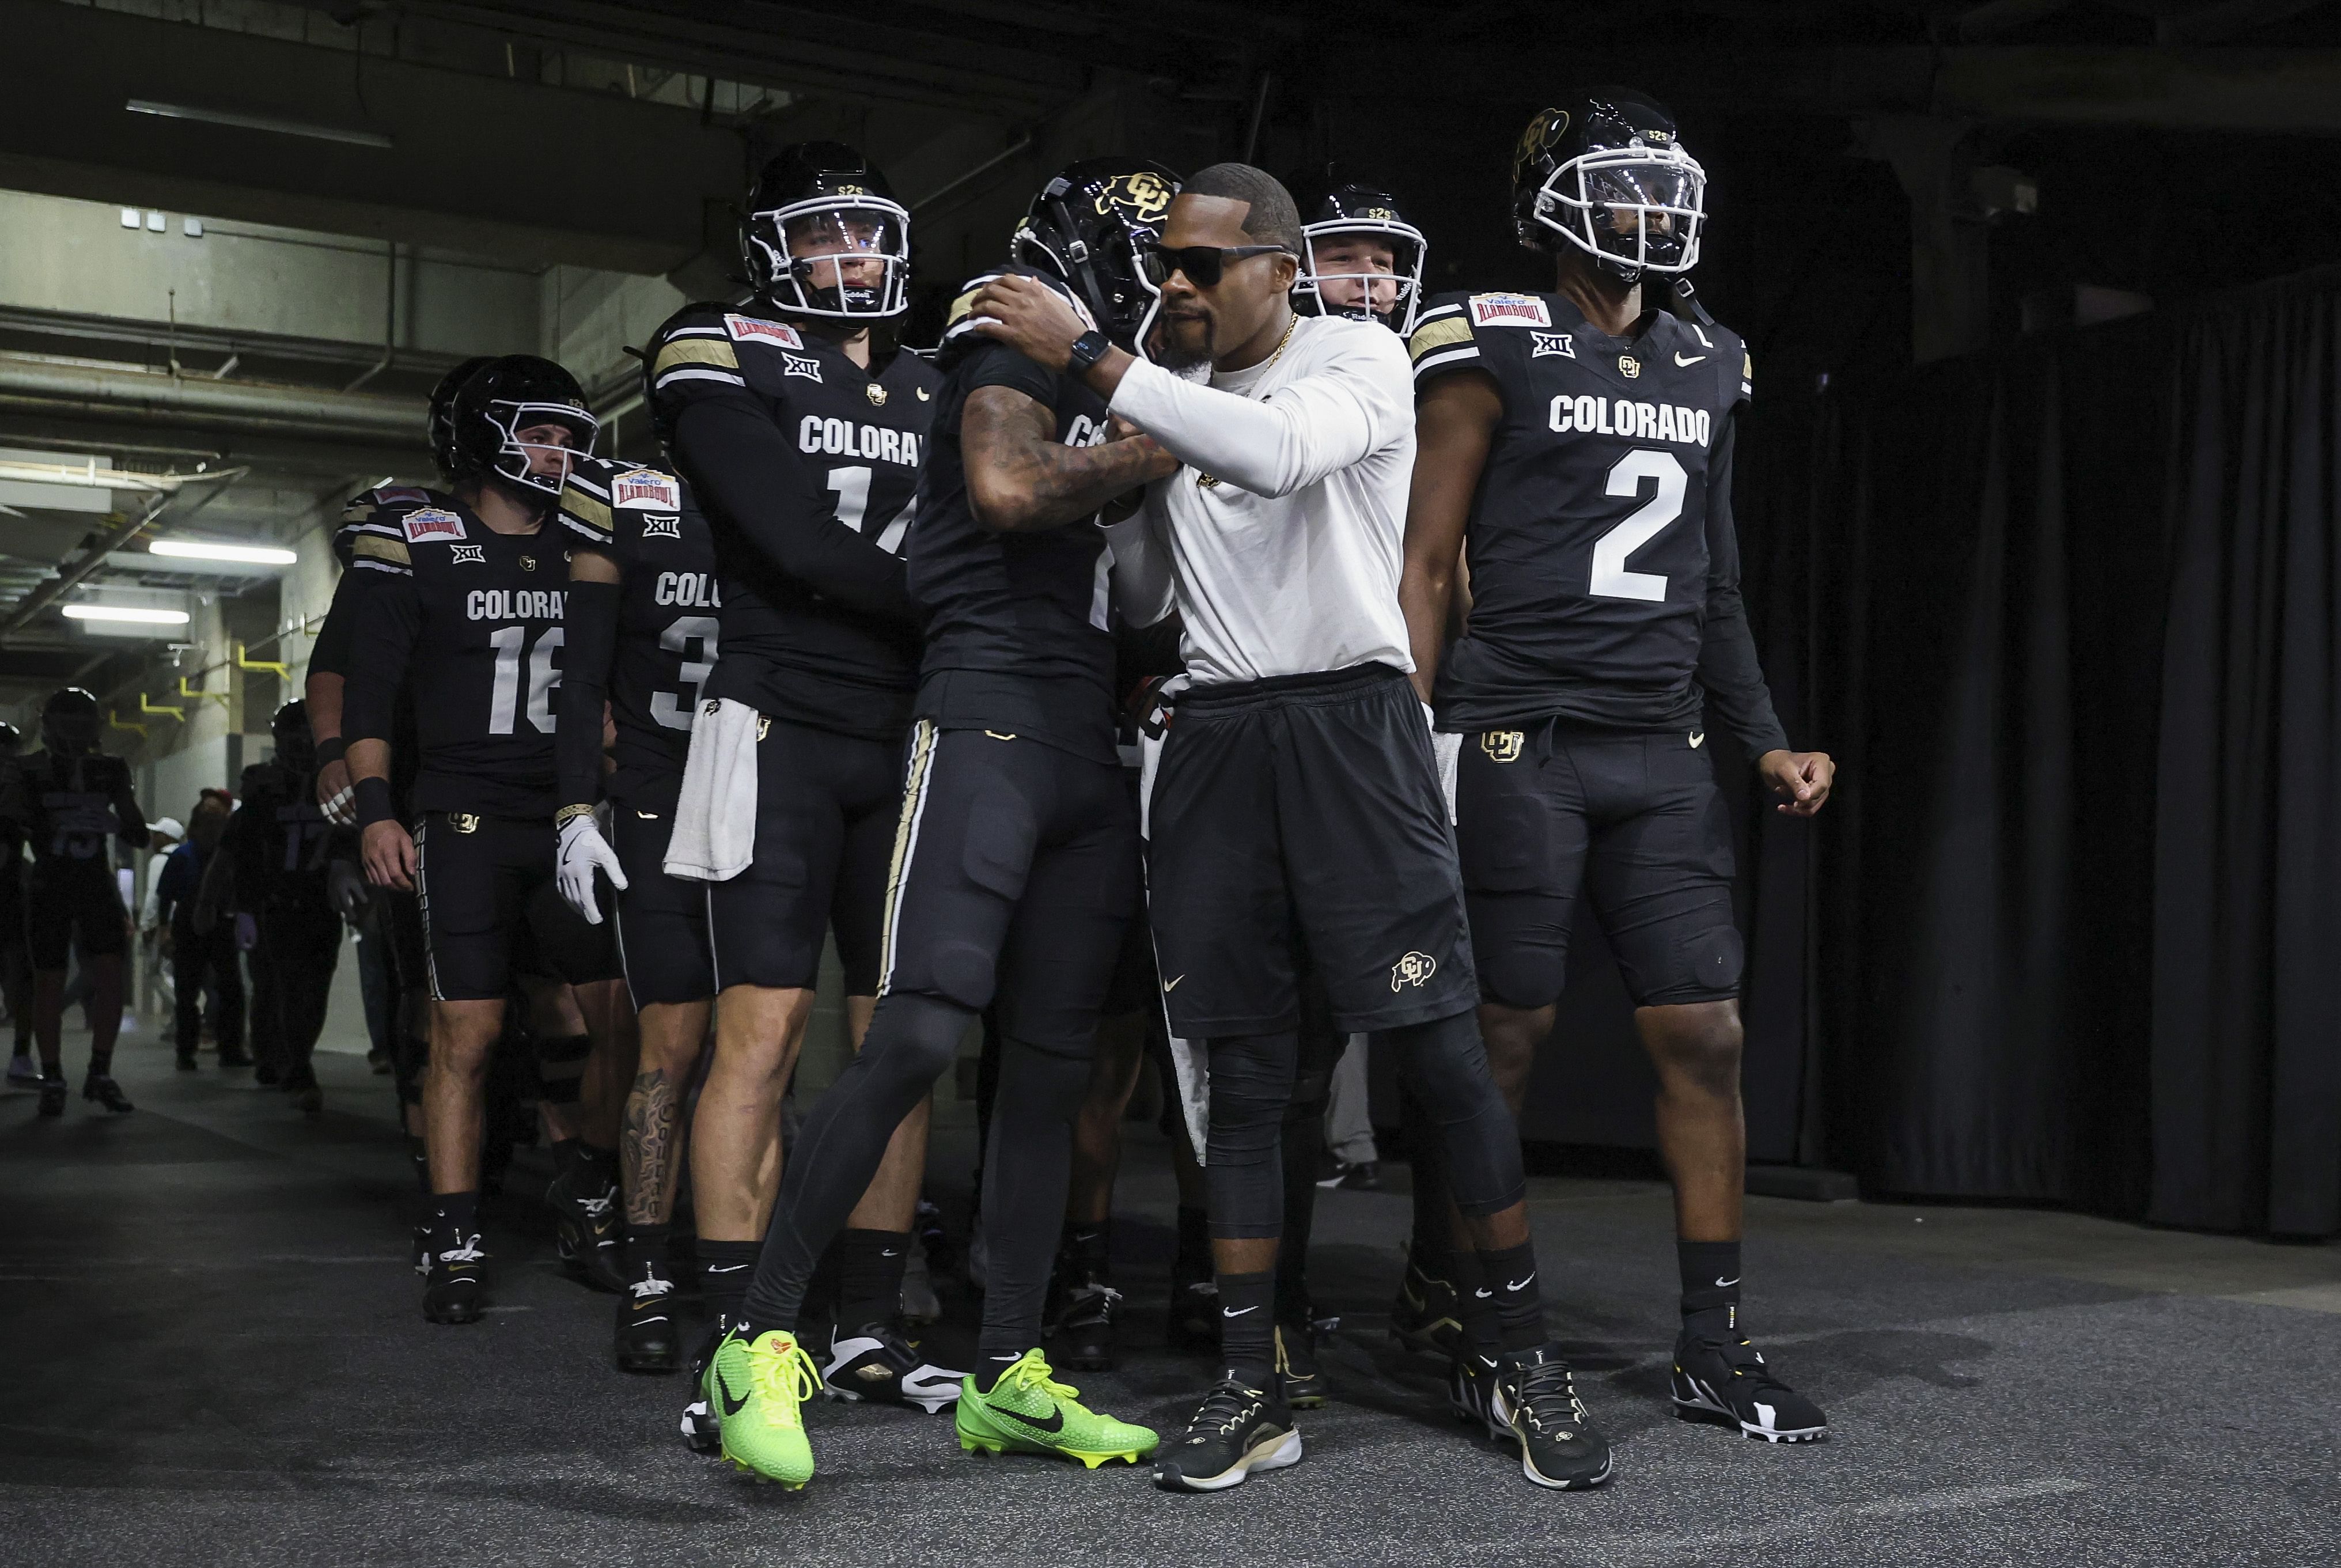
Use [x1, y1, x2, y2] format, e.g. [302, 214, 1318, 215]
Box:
[1407, 290, 1785, 755]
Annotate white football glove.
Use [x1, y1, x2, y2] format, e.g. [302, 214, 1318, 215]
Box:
[1423, 702, 1461, 827]
[328, 859, 369, 921]
[555, 812, 627, 925]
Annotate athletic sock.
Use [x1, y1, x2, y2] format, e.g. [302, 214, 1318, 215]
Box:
[1215, 1268, 1277, 1386]
[1678, 1239, 1741, 1340]
[1450, 1248, 1502, 1360]
[431, 1191, 480, 1234]
[624, 1222, 671, 1278]
[834, 1228, 911, 1330]
[548, 1137, 582, 1179]
[1174, 1206, 1211, 1280]
[1062, 1219, 1109, 1275]
[1475, 1240, 1544, 1353]
[581, 1143, 619, 1193]
[973, 1350, 1023, 1395]
[699, 1239, 760, 1328]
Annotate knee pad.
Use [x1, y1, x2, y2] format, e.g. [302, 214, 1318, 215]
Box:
[1384, 1010, 1524, 1217]
[1628, 921, 1745, 1007]
[1477, 941, 1566, 1012]
[533, 1032, 592, 1106]
[865, 993, 975, 1093]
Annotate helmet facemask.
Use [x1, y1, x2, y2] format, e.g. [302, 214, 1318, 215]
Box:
[1295, 219, 1427, 335]
[481, 401, 598, 501]
[1531, 141, 1705, 283]
[745, 196, 912, 320]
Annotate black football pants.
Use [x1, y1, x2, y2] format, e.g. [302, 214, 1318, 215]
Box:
[251, 902, 343, 1089]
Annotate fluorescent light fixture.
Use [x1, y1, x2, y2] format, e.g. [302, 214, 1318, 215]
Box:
[63, 604, 190, 626]
[149, 540, 297, 566]
[124, 99, 393, 150]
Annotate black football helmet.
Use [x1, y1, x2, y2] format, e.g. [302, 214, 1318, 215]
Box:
[741, 142, 911, 321]
[40, 687, 100, 757]
[1289, 165, 1427, 335]
[444, 355, 597, 502]
[1012, 158, 1181, 350]
[1513, 89, 1705, 283]
[426, 355, 495, 476]
[270, 700, 317, 776]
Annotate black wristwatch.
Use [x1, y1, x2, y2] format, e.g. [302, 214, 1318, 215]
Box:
[1065, 328, 1112, 374]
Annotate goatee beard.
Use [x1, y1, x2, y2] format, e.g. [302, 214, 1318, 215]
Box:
[1154, 325, 1211, 372]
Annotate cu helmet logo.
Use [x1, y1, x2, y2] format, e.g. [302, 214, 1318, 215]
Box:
[1391, 950, 1438, 991]
[1513, 108, 1571, 182]
[1097, 171, 1173, 222]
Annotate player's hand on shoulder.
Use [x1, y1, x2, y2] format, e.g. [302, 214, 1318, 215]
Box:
[1757, 748, 1834, 816]
[967, 274, 1086, 370]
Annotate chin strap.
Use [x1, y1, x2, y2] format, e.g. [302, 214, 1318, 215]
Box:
[1669, 275, 1717, 328]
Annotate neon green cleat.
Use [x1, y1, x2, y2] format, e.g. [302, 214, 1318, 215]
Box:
[706, 1326, 823, 1489]
[954, 1348, 1158, 1468]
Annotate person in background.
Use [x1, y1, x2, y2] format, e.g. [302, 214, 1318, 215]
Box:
[157, 801, 247, 1073]
[135, 815, 184, 1036]
[0, 720, 33, 1086]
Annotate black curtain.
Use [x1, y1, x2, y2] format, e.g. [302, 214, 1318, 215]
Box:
[1740, 266, 2341, 1234]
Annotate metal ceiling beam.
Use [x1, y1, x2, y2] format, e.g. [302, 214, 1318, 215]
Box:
[0, 355, 425, 446]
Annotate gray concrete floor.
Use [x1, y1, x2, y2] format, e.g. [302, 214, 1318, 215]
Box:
[4, 1013, 2339, 1567]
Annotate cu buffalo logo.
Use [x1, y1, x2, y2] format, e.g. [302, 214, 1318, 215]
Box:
[1097, 171, 1173, 222]
[1391, 950, 1438, 991]
[1483, 731, 1525, 763]
[1513, 107, 1571, 181]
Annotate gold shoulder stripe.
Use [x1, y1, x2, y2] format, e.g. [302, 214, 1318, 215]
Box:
[1408, 316, 1473, 362]
[353, 535, 411, 567]
[560, 486, 613, 535]
[340, 501, 373, 524]
[652, 337, 739, 377]
[946, 288, 982, 327]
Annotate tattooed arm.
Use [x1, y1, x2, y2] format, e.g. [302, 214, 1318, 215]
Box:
[963, 384, 1179, 535]
[622, 1066, 680, 1229]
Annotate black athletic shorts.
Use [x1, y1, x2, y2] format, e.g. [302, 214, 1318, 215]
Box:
[707, 716, 900, 996]
[23, 861, 127, 969]
[1455, 722, 1741, 1009]
[609, 802, 714, 1008]
[413, 812, 622, 1002]
[879, 722, 1139, 1056]
[1147, 662, 1478, 1037]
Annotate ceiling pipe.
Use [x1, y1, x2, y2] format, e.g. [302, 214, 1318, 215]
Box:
[0, 354, 424, 445]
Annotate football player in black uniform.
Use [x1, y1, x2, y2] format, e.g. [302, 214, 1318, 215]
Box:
[195, 701, 358, 1118]
[1402, 91, 1835, 1445]
[641, 142, 956, 1424]
[344, 354, 635, 1323]
[550, 452, 720, 1374]
[0, 721, 33, 1087]
[1292, 165, 1428, 336]
[2, 688, 148, 1116]
[699, 158, 1178, 1490]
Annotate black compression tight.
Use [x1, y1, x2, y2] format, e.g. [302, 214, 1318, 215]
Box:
[1382, 1009, 1526, 1217]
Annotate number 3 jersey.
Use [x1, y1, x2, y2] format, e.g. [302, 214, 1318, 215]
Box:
[342, 488, 570, 820]
[552, 456, 719, 814]
[1408, 290, 1786, 754]
[644, 301, 940, 742]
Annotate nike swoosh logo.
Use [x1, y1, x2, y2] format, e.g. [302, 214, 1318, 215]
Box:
[1689, 731, 1706, 748]
[881, 1249, 900, 1258]
[717, 1372, 751, 1418]
[1675, 352, 1706, 366]
[1222, 1304, 1259, 1317]
[993, 1402, 1065, 1434]
[1507, 1273, 1535, 1292]
[1473, 1287, 1493, 1299]
[1715, 1275, 1740, 1287]
[1163, 974, 1184, 992]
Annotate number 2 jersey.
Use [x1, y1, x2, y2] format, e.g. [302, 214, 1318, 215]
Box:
[1408, 290, 1786, 753]
[644, 301, 940, 742]
[341, 488, 570, 820]
[552, 457, 721, 815]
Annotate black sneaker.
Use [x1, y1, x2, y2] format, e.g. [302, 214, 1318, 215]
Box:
[1493, 1343, 1613, 1490]
[821, 1319, 964, 1414]
[1316, 1158, 1380, 1191]
[418, 1226, 487, 1325]
[1275, 1319, 1327, 1410]
[1673, 1320, 1828, 1444]
[546, 1166, 626, 1292]
[1152, 1377, 1304, 1493]
[1448, 1348, 1498, 1426]
[252, 1061, 280, 1086]
[680, 1317, 727, 1455]
[613, 1258, 681, 1374]
[1166, 1271, 1221, 1353]
[1390, 1251, 1461, 1359]
[82, 1072, 133, 1113]
[36, 1074, 66, 1118]
[1052, 1275, 1123, 1371]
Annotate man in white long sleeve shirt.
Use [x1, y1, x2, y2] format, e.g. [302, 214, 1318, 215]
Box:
[969, 162, 1611, 1498]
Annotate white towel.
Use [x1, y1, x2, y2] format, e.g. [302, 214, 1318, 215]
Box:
[663, 698, 759, 883]
[1134, 674, 1211, 1159]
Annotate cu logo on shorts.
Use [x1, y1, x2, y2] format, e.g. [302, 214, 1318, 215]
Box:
[1483, 731, 1525, 763]
[1391, 950, 1437, 991]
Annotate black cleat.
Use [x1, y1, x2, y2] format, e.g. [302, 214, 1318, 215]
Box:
[546, 1166, 626, 1293]
[680, 1317, 727, 1455]
[36, 1074, 66, 1118]
[82, 1073, 133, 1113]
[1493, 1343, 1613, 1490]
[1153, 1377, 1303, 1493]
[822, 1319, 964, 1413]
[1167, 1271, 1222, 1354]
[613, 1258, 682, 1374]
[1448, 1348, 1499, 1427]
[1275, 1317, 1327, 1410]
[1672, 1320, 1828, 1444]
[1390, 1251, 1461, 1360]
[1051, 1267, 1122, 1372]
[418, 1226, 487, 1325]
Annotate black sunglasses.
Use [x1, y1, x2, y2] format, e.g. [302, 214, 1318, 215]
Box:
[1138, 241, 1293, 289]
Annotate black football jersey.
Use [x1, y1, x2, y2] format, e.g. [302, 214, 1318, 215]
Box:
[907, 268, 1120, 764]
[319, 487, 428, 813]
[1410, 290, 1785, 752]
[341, 488, 571, 819]
[222, 762, 347, 910]
[3, 751, 145, 870]
[554, 457, 721, 812]
[645, 302, 938, 740]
